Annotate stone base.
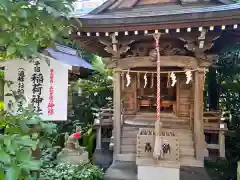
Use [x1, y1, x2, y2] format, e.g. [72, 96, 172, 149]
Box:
[138, 166, 180, 180]
[57, 151, 89, 165]
[104, 161, 137, 180]
[104, 161, 211, 180]
[92, 148, 113, 169]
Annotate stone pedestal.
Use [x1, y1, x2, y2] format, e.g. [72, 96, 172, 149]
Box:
[57, 148, 89, 165]
[92, 148, 113, 169]
[138, 166, 179, 180]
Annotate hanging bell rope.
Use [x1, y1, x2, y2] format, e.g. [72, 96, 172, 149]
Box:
[153, 33, 163, 160]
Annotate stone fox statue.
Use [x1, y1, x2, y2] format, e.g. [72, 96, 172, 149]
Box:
[57, 126, 89, 164]
[64, 126, 82, 150]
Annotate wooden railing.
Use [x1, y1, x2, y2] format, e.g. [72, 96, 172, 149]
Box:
[93, 102, 113, 151]
[94, 102, 113, 126]
[203, 111, 227, 158]
[203, 111, 222, 131]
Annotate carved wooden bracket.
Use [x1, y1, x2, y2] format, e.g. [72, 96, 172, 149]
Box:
[99, 36, 135, 58]
[179, 30, 220, 59]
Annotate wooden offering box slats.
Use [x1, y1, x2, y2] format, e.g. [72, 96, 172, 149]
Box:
[136, 128, 180, 167]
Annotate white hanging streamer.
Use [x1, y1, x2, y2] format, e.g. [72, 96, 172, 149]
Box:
[144, 73, 148, 88]
[185, 70, 192, 84]
[126, 70, 131, 87]
[170, 72, 177, 87]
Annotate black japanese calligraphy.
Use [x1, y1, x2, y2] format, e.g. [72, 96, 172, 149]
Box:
[31, 61, 44, 113]
[17, 68, 25, 112]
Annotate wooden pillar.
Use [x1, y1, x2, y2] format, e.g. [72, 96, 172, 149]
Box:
[193, 70, 205, 161]
[113, 71, 121, 158]
[219, 131, 225, 158]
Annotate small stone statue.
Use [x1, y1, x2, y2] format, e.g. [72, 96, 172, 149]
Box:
[57, 126, 89, 164]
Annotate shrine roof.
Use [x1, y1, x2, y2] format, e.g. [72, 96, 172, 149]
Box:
[72, 2, 240, 30]
[45, 45, 93, 70]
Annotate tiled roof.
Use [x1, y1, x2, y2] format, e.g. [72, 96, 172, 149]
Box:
[77, 3, 240, 19]
[73, 3, 240, 27]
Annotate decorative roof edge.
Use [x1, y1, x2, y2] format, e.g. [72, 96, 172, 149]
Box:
[71, 24, 239, 37]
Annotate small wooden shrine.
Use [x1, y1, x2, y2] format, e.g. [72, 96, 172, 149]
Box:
[71, 1, 240, 179]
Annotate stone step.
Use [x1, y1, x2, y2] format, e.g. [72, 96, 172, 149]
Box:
[104, 162, 210, 180]
[180, 147, 195, 157]
[114, 154, 203, 167]
[180, 157, 204, 167]
[124, 120, 189, 129]
[122, 125, 191, 132]
[122, 126, 192, 134]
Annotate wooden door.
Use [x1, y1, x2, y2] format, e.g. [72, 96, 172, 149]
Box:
[176, 74, 193, 117]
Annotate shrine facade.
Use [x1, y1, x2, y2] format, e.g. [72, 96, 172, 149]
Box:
[71, 1, 240, 179]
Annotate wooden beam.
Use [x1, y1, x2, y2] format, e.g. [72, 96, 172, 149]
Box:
[106, 56, 205, 69]
[193, 70, 205, 161]
[113, 71, 121, 159]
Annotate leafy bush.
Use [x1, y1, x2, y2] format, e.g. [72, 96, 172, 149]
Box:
[40, 147, 62, 169]
[40, 162, 104, 180]
[82, 127, 95, 157]
[0, 107, 57, 180]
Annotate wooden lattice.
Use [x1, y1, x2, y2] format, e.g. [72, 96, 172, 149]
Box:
[136, 128, 180, 167]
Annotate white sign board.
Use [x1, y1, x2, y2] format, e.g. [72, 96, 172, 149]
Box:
[4, 58, 69, 121]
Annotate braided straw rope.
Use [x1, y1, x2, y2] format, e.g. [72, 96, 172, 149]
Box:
[153, 33, 163, 160]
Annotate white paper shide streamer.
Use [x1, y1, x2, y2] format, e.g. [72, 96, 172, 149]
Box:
[185, 70, 192, 84]
[126, 70, 131, 87]
[170, 72, 177, 87]
[144, 73, 148, 88]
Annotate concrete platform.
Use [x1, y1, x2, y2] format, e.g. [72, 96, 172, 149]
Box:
[104, 161, 137, 180]
[104, 161, 211, 180]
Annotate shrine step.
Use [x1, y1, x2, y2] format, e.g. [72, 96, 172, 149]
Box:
[124, 120, 189, 129]
[121, 124, 195, 161]
[104, 161, 210, 180]
[115, 154, 203, 167]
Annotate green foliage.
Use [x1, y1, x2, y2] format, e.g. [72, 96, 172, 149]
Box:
[82, 127, 95, 157]
[205, 43, 240, 180]
[0, 104, 57, 179]
[40, 147, 61, 169]
[205, 159, 236, 180]
[70, 57, 113, 125]
[217, 43, 240, 112]
[0, 0, 76, 60]
[39, 162, 104, 180]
